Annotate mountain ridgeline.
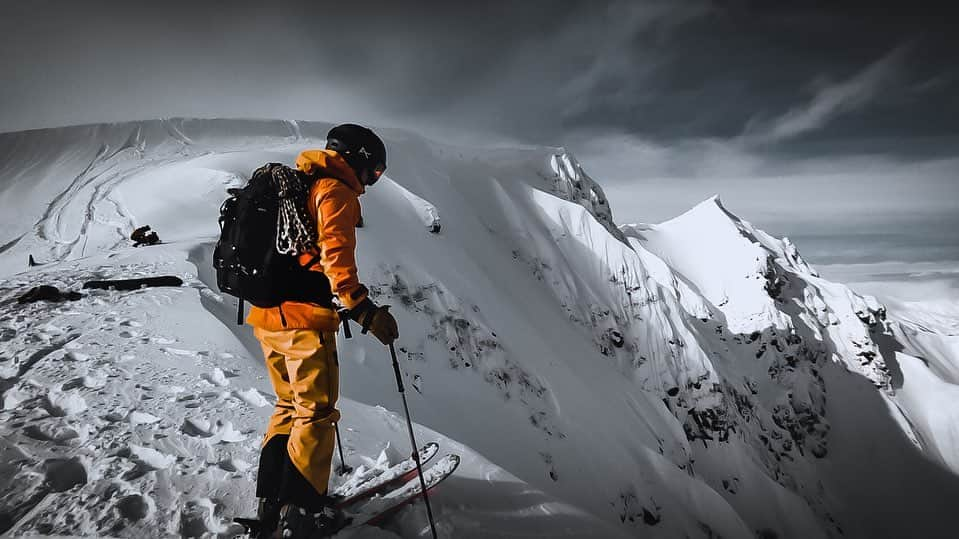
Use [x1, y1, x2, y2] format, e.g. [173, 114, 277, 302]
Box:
[1, 118, 957, 538]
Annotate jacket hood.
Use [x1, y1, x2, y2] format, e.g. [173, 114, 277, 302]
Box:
[295, 149, 365, 195]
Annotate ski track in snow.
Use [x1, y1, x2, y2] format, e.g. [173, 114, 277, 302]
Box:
[1, 119, 958, 539]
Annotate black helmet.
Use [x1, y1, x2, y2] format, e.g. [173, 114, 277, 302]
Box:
[326, 123, 387, 184]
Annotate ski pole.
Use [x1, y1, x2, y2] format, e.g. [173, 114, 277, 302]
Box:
[334, 423, 353, 475]
[388, 342, 438, 539]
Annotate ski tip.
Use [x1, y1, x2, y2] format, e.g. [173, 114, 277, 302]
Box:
[433, 453, 461, 476]
[418, 441, 439, 460]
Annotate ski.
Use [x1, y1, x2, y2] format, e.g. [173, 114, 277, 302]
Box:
[231, 442, 440, 538]
[83, 275, 183, 290]
[341, 454, 460, 530]
[334, 441, 439, 508]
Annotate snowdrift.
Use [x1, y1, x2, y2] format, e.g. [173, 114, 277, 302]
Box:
[1, 119, 957, 538]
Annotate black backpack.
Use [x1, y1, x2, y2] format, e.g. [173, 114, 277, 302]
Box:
[213, 163, 333, 324]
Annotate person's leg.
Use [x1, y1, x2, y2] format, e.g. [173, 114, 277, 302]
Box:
[254, 327, 297, 502]
[284, 330, 341, 506]
[257, 328, 341, 510]
[251, 327, 297, 537]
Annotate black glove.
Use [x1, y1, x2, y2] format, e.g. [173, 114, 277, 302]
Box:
[350, 299, 399, 345]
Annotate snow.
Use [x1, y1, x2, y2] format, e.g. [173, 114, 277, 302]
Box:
[126, 444, 177, 470]
[0, 118, 957, 538]
[894, 351, 959, 471]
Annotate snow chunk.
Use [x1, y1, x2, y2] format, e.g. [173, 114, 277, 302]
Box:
[82, 374, 107, 389]
[126, 444, 176, 469]
[66, 351, 91, 362]
[129, 411, 162, 425]
[202, 368, 229, 387]
[181, 417, 213, 437]
[44, 390, 87, 416]
[218, 457, 252, 473]
[180, 417, 246, 443]
[210, 420, 246, 444]
[163, 347, 200, 358]
[234, 387, 269, 408]
[3, 387, 30, 410]
[40, 323, 65, 336]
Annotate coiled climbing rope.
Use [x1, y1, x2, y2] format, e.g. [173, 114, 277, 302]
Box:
[271, 165, 317, 256]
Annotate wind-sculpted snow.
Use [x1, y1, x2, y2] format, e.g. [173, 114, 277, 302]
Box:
[621, 196, 959, 536]
[1, 118, 958, 538]
[545, 152, 624, 244]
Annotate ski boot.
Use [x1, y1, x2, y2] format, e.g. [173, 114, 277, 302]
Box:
[234, 497, 282, 539]
[277, 502, 349, 538]
[257, 498, 283, 538]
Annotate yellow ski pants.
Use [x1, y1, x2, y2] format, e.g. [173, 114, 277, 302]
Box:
[254, 327, 341, 496]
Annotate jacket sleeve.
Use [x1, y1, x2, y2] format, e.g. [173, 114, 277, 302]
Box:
[315, 180, 369, 310]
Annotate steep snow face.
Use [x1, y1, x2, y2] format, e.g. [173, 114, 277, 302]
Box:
[623, 196, 959, 537]
[625, 196, 889, 384]
[0, 119, 957, 539]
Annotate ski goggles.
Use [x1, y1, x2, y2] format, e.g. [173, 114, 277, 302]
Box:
[371, 163, 386, 182]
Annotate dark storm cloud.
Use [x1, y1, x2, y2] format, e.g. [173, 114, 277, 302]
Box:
[553, 5, 959, 153]
[2, 0, 956, 152]
[312, 1, 959, 157]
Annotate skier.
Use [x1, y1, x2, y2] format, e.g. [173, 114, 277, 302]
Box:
[246, 124, 399, 537]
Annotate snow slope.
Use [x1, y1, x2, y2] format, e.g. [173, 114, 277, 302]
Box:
[1, 119, 958, 538]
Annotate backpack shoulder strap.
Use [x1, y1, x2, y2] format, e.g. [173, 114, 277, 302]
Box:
[303, 252, 322, 270]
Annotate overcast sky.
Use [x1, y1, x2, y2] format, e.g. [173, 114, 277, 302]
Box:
[1, 0, 957, 302]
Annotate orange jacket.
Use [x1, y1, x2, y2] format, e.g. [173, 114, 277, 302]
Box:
[247, 150, 369, 332]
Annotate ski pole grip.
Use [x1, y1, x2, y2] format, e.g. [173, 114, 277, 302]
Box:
[389, 343, 405, 393]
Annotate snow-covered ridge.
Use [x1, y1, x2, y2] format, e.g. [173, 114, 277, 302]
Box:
[545, 151, 625, 243]
[621, 195, 891, 386]
[0, 119, 621, 275]
[1, 118, 958, 538]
